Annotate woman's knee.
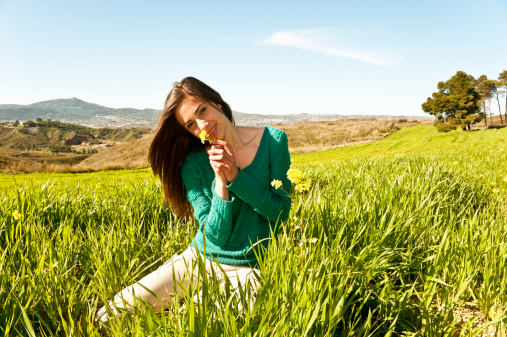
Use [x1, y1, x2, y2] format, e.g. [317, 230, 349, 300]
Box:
[96, 249, 202, 322]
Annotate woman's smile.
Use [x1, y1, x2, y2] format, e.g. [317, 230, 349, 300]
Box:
[208, 124, 217, 138]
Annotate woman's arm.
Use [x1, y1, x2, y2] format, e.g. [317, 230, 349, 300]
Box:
[181, 157, 234, 247]
[209, 145, 230, 202]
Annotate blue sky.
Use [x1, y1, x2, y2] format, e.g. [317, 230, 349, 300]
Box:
[0, 0, 506, 116]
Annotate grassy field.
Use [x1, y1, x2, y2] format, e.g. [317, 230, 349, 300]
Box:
[292, 125, 507, 165]
[1, 118, 433, 174]
[1, 125, 507, 336]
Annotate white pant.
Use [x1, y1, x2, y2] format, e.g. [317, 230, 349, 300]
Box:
[96, 247, 259, 323]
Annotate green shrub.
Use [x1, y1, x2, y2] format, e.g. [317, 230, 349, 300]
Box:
[433, 120, 457, 132]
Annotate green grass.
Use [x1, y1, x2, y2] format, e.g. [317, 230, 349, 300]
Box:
[292, 125, 507, 165]
[0, 167, 152, 188]
[1, 126, 507, 336]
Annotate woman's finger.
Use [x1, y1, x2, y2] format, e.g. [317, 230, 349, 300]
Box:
[210, 161, 230, 174]
[209, 147, 232, 161]
[211, 140, 234, 157]
[209, 149, 234, 163]
[209, 153, 234, 162]
[210, 145, 236, 168]
[207, 148, 226, 156]
[210, 158, 232, 170]
[210, 161, 223, 173]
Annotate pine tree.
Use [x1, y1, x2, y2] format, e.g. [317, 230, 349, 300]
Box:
[493, 81, 504, 124]
[498, 70, 507, 123]
[477, 75, 492, 126]
[477, 75, 496, 126]
[422, 71, 482, 131]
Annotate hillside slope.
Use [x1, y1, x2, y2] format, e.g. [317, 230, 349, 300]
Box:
[75, 135, 152, 170]
[74, 119, 429, 171]
[0, 121, 151, 150]
[292, 125, 507, 165]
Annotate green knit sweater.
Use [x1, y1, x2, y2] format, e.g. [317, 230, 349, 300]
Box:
[181, 126, 292, 265]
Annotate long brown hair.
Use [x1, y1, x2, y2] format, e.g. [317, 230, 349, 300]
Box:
[148, 77, 235, 218]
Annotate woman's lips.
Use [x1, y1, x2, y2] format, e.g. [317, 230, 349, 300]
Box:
[208, 124, 217, 138]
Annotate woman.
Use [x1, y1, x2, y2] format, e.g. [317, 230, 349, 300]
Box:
[97, 77, 292, 324]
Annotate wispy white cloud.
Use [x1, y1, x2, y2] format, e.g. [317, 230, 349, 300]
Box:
[261, 28, 403, 67]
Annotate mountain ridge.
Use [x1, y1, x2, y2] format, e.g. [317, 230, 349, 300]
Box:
[0, 98, 428, 128]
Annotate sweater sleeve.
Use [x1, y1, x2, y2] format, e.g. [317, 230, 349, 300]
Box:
[226, 130, 292, 223]
[181, 156, 235, 246]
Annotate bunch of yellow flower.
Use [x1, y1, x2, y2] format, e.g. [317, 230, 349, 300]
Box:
[287, 169, 303, 184]
[12, 210, 23, 221]
[294, 178, 312, 192]
[271, 168, 312, 193]
[200, 129, 211, 144]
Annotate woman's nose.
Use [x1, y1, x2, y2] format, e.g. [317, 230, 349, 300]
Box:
[197, 119, 208, 130]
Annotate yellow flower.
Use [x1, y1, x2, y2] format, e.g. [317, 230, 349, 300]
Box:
[12, 210, 23, 220]
[96, 182, 101, 189]
[355, 174, 361, 178]
[503, 177, 507, 183]
[287, 169, 302, 184]
[199, 129, 211, 144]
[295, 178, 312, 192]
[453, 161, 458, 166]
[271, 179, 282, 189]
[493, 188, 500, 194]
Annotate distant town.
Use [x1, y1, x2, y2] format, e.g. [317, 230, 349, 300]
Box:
[0, 97, 430, 129]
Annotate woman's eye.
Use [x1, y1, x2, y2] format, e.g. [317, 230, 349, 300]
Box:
[187, 122, 194, 129]
[200, 107, 207, 114]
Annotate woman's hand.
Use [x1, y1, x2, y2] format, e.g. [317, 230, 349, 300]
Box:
[208, 140, 239, 183]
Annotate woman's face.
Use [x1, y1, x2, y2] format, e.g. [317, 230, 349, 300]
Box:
[174, 95, 227, 141]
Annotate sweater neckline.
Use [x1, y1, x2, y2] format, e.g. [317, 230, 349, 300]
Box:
[240, 126, 268, 172]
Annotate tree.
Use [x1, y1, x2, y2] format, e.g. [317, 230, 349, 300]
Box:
[422, 71, 482, 131]
[477, 75, 496, 126]
[499, 70, 507, 123]
[492, 81, 504, 124]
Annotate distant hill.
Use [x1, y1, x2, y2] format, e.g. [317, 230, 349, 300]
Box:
[0, 98, 428, 128]
[0, 120, 152, 172]
[0, 120, 151, 150]
[0, 98, 160, 127]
